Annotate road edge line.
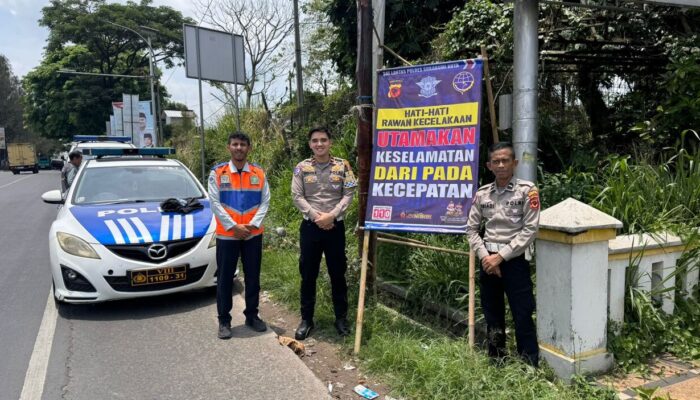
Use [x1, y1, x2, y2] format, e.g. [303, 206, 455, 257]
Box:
[19, 287, 57, 400]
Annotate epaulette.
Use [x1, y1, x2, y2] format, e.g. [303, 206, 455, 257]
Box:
[476, 183, 493, 192]
[250, 162, 262, 169]
[516, 179, 535, 188]
[210, 161, 227, 171]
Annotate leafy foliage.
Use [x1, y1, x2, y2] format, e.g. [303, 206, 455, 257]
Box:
[0, 55, 26, 142]
[23, 0, 193, 140]
[321, 0, 467, 78]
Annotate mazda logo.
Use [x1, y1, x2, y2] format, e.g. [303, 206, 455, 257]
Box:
[147, 243, 168, 260]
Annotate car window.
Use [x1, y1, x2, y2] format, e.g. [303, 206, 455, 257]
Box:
[72, 165, 204, 204]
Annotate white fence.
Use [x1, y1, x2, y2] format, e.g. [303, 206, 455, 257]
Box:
[608, 232, 699, 326]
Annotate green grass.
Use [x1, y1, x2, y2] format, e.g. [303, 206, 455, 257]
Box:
[259, 247, 617, 400]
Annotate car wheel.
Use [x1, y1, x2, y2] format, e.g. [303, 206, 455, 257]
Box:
[12, 170, 18, 175]
[33, 168, 39, 174]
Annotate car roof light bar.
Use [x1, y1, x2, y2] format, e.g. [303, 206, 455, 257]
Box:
[73, 135, 132, 143]
[91, 147, 176, 158]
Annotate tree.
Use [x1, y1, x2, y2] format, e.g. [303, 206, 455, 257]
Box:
[194, 0, 294, 111]
[434, 1, 700, 161]
[321, 0, 467, 79]
[23, 0, 194, 141]
[0, 55, 25, 143]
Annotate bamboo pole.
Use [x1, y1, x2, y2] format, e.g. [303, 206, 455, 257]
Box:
[376, 231, 427, 245]
[376, 237, 472, 257]
[481, 45, 500, 144]
[468, 249, 476, 347]
[354, 231, 372, 354]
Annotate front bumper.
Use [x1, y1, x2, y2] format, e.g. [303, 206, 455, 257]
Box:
[50, 233, 217, 303]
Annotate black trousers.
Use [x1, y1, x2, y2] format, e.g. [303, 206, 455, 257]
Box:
[216, 235, 262, 325]
[480, 254, 539, 366]
[299, 219, 348, 322]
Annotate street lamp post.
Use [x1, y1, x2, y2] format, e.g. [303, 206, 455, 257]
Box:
[106, 21, 160, 146]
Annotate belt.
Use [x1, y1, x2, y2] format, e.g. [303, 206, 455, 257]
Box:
[484, 242, 507, 253]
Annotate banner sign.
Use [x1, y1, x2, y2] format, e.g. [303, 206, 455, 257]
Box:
[364, 60, 483, 234]
[137, 100, 155, 147]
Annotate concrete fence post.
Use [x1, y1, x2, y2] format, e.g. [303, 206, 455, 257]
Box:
[535, 198, 622, 379]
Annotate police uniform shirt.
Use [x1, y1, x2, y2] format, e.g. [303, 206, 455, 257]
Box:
[466, 177, 540, 261]
[208, 161, 271, 235]
[291, 157, 357, 221]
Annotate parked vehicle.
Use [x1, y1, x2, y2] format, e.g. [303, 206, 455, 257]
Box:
[8, 143, 38, 174]
[38, 155, 51, 169]
[41, 147, 217, 303]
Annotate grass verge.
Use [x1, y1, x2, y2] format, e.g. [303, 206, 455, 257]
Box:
[260, 247, 618, 400]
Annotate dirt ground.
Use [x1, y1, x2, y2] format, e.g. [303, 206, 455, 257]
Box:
[597, 355, 700, 399]
[258, 291, 395, 400]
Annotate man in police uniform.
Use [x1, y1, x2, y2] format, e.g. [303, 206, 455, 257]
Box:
[209, 132, 270, 339]
[466, 142, 540, 366]
[291, 127, 357, 340]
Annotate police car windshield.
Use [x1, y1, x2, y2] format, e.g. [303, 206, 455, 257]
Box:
[72, 165, 204, 205]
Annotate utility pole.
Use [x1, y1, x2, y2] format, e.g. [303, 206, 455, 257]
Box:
[356, 0, 373, 236]
[288, 71, 294, 131]
[145, 35, 160, 145]
[513, 0, 539, 182]
[292, 0, 305, 126]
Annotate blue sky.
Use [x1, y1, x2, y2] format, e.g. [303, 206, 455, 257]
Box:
[0, 0, 227, 125]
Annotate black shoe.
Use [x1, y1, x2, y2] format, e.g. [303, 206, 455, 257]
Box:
[295, 320, 314, 340]
[334, 318, 350, 337]
[245, 316, 267, 332]
[218, 323, 233, 339]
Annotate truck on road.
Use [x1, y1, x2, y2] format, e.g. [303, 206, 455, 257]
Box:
[8, 143, 38, 174]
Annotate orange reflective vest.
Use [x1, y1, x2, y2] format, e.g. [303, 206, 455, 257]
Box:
[212, 162, 265, 237]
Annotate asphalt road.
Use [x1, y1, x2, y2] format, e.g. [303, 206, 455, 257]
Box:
[0, 170, 330, 400]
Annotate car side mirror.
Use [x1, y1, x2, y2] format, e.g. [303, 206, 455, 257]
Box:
[42, 190, 64, 204]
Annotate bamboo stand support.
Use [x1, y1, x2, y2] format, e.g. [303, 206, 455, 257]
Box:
[354, 232, 371, 354]
[468, 249, 476, 347]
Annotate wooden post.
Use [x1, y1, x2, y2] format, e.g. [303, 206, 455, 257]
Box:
[468, 249, 476, 347]
[354, 232, 371, 354]
[481, 45, 499, 144]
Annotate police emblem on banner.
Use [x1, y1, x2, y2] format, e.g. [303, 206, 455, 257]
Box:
[416, 76, 441, 98]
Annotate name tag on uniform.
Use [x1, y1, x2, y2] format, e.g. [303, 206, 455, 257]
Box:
[220, 175, 230, 184]
[304, 175, 318, 184]
[250, 175, 260, 185]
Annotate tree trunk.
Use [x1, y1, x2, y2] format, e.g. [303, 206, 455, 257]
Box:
[577, 65, 611, 140]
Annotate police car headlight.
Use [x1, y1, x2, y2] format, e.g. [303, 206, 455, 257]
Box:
[57, 232, 101, 259]
[208, 233, 216, 248]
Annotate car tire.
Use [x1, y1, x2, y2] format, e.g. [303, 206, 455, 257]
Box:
[33, 168, 39, 174]
[12, 170, 18, 175]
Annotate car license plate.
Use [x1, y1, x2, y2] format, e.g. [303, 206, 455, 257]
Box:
[130, 265, 187, 286]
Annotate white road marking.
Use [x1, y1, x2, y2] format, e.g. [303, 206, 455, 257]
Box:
[130, 217, 153, 243]
[105, 220, 126, 244]
[19, 287, 57, 400]
[0, 176, 31, 190]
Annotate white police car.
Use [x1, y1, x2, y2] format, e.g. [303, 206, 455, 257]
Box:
[41, 148, 217, 303]
[69, 135, 136, 159]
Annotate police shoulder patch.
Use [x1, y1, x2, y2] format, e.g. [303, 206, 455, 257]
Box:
[527, 188, 540, 210]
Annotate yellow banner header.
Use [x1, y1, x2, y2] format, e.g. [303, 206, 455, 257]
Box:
[376, 103, 479, 130]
